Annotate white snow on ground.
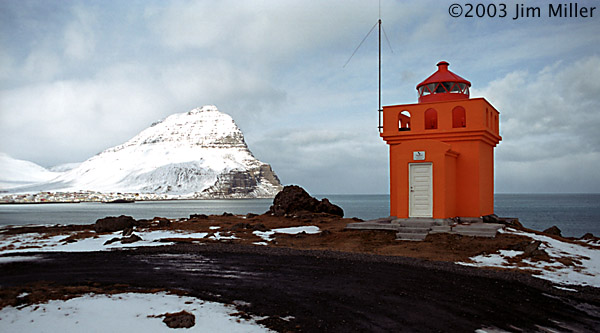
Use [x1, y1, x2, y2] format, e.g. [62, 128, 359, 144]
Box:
[0, 255, 42, 263]
[0, 230, 209, 255]
[579, 238, 600, 246]
[0, 226, 322, 254]
[208, 231, 239, 241]
[253, 226, 321, 242]
[458, 228, 600, 288]
[0, 292, 272, 332]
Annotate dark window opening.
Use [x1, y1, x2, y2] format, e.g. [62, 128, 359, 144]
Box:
[398, 111, 411, 131]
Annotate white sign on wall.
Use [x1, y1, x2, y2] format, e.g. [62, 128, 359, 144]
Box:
[413, 151, 425, 160]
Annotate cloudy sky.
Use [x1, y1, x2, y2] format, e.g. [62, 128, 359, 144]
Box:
[1, 0, 599, 194]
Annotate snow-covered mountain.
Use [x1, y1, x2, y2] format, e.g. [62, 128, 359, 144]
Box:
[5, 105, 283, 198]
[0, 153, 60, 189]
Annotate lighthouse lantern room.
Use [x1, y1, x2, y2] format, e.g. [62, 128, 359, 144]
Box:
[381, 61, 502, 219]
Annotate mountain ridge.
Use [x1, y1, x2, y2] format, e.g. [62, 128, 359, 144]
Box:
[2, 105, 283, 199]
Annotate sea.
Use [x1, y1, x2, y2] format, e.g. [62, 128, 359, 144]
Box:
[0, 194, 598, 238]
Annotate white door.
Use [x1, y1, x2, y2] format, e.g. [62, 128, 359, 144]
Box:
[409, 163, 433, 218]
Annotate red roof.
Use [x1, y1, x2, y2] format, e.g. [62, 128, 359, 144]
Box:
[417, 61, 471, 89]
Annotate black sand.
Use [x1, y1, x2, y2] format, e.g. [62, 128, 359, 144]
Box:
[1, 243, 599, 332]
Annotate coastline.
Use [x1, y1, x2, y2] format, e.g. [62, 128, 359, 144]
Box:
[0, 192, 278, 204]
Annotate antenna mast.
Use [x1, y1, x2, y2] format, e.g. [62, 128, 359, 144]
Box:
[378, 18, 382, 133]
[343, 1, 392, 133]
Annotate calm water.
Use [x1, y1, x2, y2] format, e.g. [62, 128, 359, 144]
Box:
[0, 194, 598, 237]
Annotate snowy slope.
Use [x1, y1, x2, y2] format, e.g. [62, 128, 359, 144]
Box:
[8, 105, 282, 198]
[0, 153, 60, 190]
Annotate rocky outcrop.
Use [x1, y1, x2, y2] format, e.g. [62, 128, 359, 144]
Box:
[543, 226, 562, 237]
[268, 185, 344, 217]
[483, 214, 523, 228]
[201, 164, 282, 198]
[94, 215, 136, 233]
[161, 311, 196, 328]
[509, 240, 550, 261]
[103, 234, 142, 245]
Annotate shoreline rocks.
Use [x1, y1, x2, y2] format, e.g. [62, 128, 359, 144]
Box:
[267, 185, 344, 217]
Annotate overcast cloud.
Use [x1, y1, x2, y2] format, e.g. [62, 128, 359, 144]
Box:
[1, 0, 599, 194]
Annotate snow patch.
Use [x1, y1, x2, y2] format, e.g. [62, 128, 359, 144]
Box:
[0, 230, 209, 254]
[0, 292, 272, 332]
[0, 255, 43, 264]
[458, 228, 600, 287]
[253, 226, 321, 242]
[209, 232, 239, 241]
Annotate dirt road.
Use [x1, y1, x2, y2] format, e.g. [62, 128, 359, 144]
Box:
[1, 244, 599, 332]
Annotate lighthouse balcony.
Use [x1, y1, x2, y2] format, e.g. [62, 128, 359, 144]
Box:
[381, 98, 501, 143]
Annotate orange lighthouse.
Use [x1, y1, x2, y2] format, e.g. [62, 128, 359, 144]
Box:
[381, 61, 501, 219]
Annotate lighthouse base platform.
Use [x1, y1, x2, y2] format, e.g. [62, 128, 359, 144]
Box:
[345, 217, 504, 241]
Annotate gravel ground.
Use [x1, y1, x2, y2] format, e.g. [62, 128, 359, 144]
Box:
[1, 243, 599, 332]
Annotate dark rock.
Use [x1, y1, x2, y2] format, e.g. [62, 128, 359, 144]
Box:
[580, 233, 596, 240]
[103, 234, 142, 245]
[485, 215, 522, 228]
[190, 214, 208, 220]
[523, 240, 543, 255]
[200, 164, 282, 197]
[316, 198, 344, 217]
[510, 240, 549, 261]
[122, 227, 133, 237]
[509, 240, 542, 254]
[222, 212, 234, 217]
[103, 237, 121, 245]
[231, 223, 251, 231]
[502, 218, 523, 228]
[120, 234, 142, 244]
[543, 226, 562, 237]
[152, 217, 171, 227]
[482, 214, 499, 223]
[246, 213, 258, 219]
[94, 215, 136, 233]
[268, 185, 344, 217]
[162, 310, 195, 328]
[252, 223, 268, 232]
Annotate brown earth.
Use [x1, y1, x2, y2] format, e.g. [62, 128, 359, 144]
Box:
[1, 212, 586, 263]
[0, 212, 586, 262]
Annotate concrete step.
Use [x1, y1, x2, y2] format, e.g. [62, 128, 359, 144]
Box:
[397, 227, 432, 234]
[396, 232, 428, 241]
[430, 225, 451, 233]
[453, 223, 503, 231]
[345, 222, 400, 231]
[392, 218, 448, 227]
[392, 221, 436, 228]
[429, 223, 503, 237]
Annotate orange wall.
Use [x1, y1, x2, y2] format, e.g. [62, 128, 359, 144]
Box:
[381, 98, 501, 219]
